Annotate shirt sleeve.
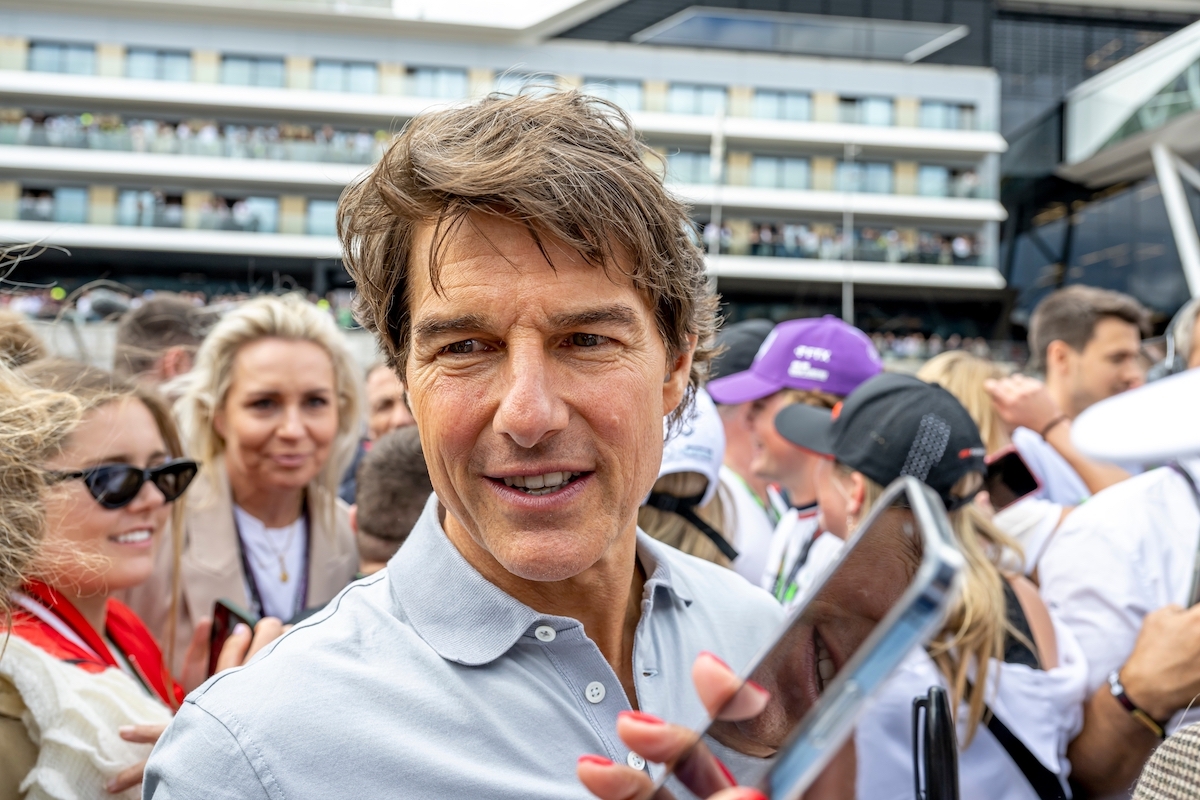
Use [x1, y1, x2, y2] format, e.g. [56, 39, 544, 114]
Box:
[143, 701, 272, 800]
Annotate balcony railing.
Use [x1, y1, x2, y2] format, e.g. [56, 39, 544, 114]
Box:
[701, 221, 986, 267]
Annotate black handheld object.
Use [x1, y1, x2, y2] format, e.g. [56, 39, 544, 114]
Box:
[984, 448, 1040, 512]
[913, 686, 959, 800]
[208, 598, 260, 677]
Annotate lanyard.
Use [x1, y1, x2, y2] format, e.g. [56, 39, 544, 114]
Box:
[728, 470, 782, 525]
[771, 504, 820, 603]
[233, 506, 311, 620]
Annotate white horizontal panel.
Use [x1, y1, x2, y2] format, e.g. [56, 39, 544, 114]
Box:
[0, 220, 341, 258]
[706, 255, 1006, 289]
[675, 184, 1007, 223]
[0, 145, 367, 190]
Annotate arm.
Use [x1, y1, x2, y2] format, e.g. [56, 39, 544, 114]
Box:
[984, 376, 1130, 495]
[143, 702, 272, 800]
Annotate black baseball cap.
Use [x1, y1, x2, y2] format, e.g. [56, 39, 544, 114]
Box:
[709, 318, 775, 384]
[775, 373, 987, 510]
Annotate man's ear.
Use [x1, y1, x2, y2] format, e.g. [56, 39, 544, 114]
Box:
[159, 346, 193, 380]
[348, 503, 358, 534]
[1045, 339, 1074, 377]
[662, 335, 698, 416]
[847, 471, 867, 518]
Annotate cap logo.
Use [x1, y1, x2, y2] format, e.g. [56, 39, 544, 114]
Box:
[959, 447, 986, 459]
[793, 345, 831, 363]
[831, 401, 843, 420]
[900, 413, 951, 482]
[788, 361, 829, 382]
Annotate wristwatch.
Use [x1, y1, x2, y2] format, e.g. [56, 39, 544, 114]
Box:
[1108, 669, 1167, 739]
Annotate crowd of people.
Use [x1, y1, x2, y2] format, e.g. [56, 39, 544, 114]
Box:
[2, 89, 1200, 800]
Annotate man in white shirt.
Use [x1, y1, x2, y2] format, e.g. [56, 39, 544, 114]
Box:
[707, 316, 881, 605]
[1037, 369, 1200, 797]
[988, 285, 1150, 505]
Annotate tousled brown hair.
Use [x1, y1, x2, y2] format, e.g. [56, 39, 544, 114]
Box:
[355, 425, 432, 561]
[1028, 285, 1150, 372]
[339, 90, 717, 424]
[113, 293, 215, 380]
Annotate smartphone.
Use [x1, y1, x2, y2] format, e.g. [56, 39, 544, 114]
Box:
[913, 686, 959, 800]
[208, 598, 260, 678]
[648, 476, 964, 800]
[984, 447, 1041, 512]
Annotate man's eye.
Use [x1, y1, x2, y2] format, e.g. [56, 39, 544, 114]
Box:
[444, 339, 485, 355]
[568, 333, 607, 348]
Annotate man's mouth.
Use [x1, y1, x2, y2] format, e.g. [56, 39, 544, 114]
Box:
[499, 471, 586, 496]
[815, 631, 835, 693]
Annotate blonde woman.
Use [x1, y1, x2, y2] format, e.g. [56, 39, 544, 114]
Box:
[775, 373, 1088, 800]
[126, 294, 362, 670]
[917, 350, 1011, 455]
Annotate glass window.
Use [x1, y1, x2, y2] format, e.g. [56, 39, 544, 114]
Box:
[312, 61, 378, 94]
[53, 187, 88, 224]
[752, 90, 811, 121]
[668, 83, 727, 115]
[751, 156, 810, 189]
[346, 63, 378, 94]
[410, 66, 468, 99]
[751, 156, 779, 188]
[667, 151, 712, 184]
[835, 161, 862, 192]
[29, 42, 95, 75]
[495, 72, 556, 96]
[584, 78, 643, 111]
[863, 162, 893, 193]
[861, 98, 894, 126]
[312, 61, 344, 92]
[919, 102, 977, 130]
[127, 49, 191, 82]
[781, 157, 810, 190]
[117, 190, 154, 226]
[221, 56, 285, 88]
[918, 165, 950, 197]
[307, 199, 338, 236]
[235, 197, 279, 233]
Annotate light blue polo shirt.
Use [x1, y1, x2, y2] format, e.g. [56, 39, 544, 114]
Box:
[144, 496, 782, 799]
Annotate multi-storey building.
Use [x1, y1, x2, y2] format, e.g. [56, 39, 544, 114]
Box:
[0, 0, 1008, 334]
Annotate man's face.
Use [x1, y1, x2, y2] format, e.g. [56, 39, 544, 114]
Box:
[747, 391, 821, 499]
[1058, 316, 1145, 414]
[405, 214, 693, 582]
[365, 366, 415, 440]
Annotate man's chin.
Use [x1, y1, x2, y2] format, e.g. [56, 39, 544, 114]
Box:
[489, 533, 610, 583]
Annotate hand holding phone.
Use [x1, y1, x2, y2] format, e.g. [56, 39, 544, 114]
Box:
[208, 599, 260, 678]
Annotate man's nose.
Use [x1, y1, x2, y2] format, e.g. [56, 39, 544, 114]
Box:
[493, 344, 569, 449]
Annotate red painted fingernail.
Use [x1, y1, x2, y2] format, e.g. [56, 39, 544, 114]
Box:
[700, 650, 730, 669]
[716, 757, 737, 787]
[746, 679, 769, 695]
[578, 754, 614, 767]
[735, 791, 767, 800]
[619, 710, 665, 725]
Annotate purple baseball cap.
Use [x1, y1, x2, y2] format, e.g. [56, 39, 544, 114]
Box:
[707, 315, 882, 404]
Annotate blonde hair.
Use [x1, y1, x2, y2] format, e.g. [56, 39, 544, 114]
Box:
[638, 472, 732, 567]
[851, 468, 1025, 744]
[0, 309, 47, 368]
[917, 351, 1011, 455]
[0, 361, 81, 619]
[22, 359, 189, 670]
[175, 294, 363, 531]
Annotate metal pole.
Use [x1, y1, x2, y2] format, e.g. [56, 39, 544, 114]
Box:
[842, 142, 859, 325]
[1152, 143, 1200, 298]
[705, 99, 726, 295]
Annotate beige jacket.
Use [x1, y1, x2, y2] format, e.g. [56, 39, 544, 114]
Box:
[123, 457, 358, 674]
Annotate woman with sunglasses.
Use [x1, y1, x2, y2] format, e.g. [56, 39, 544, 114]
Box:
[125, 294, 362, 671]
[1, 360, 201, 797]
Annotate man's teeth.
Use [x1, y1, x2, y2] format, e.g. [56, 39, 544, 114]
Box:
[501, 472, 582, 495]
[113, 530, 152, 544]
[816, 636, 835, 688]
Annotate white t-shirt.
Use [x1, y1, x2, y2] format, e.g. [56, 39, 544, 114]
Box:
[1012, 427, 1091, 507]
[855, 614, 1089, 800]
[993, 496, 1065, 577]
[720, 466, 777, 585]
[234, 505, 308, 620]
[1039, 459, 1200, 757]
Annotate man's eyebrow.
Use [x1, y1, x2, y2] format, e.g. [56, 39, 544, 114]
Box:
[413, 314, 489, 341]
[549, 305, 640, 330]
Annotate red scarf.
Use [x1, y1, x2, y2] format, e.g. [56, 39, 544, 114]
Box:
[9, 580, 183, 709]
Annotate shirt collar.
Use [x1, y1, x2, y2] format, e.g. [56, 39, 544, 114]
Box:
[388, 495, 690, 666]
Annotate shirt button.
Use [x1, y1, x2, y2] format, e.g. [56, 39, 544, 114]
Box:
[534, 625, 556, 642]
[626, 752, 646, 770]
[585, 681, 606, 704]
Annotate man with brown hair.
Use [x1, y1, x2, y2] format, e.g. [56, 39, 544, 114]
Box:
[987, 284, 1151, 505]
[350, 425, 431, 575]
[146, 92, 782, 799]
[112, 293, 214, 388]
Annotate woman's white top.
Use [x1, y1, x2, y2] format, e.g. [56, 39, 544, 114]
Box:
[993, 496, 1066, 577]
[0, 634, 172, 800]
[233, 505, 307, 620]
[854, 610, 1090, 800]
[719, 466, 777, 584]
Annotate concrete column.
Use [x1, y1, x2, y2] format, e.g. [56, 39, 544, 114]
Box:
[894, 161, 918, 195]
[726, 152, 752, 186]
[812, 157, 836, 191]
[895, 97, 920, 128]
[0, 37, 29, 71]
[558, 74, 583, 91]
[192, 50, 220, 83]
[467, 68, 494, 99]
[0, 181, 19, 220]
[727, 219, 752, 256]
[728, 86, 754, 118]
[87, 185, 117, 225]
[379, 62, 405, 95]
[286, 56, 313, 91]
[643, 80, 668, 113]
[813, 92, 839, 123]
[96, 43, 125, 78]
[643, 145, 667, 179]
[182, 190, 212, 229]
[279, 195, 307, 235]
